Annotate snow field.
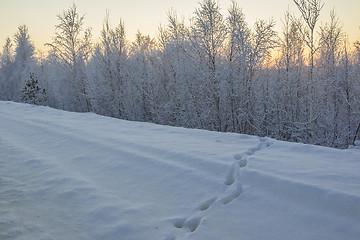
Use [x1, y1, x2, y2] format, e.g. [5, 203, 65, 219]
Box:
[1, 101, 360, 240]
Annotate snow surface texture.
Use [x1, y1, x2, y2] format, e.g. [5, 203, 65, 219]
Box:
[1, 101, 360, 240]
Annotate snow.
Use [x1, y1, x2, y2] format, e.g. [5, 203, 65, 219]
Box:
[1, 101, 359, 240]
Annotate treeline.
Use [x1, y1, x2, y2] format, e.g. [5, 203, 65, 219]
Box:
[0, 0, 360, 148]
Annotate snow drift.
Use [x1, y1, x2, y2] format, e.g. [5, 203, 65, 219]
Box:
[1, 101, 359, 240]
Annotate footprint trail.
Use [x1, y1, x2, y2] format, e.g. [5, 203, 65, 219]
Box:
[221, 137, 272, 204]
[166, 137, 272, 239]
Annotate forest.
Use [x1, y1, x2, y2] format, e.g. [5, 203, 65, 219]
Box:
[0, 0, 359, 149]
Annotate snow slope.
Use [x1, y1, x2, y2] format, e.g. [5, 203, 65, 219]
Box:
[1, 101, 359, 240]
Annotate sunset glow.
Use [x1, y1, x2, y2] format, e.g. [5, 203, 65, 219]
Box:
[1, 0, 359, 51]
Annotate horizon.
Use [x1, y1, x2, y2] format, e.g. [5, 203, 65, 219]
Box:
[1, 0, 359, 52]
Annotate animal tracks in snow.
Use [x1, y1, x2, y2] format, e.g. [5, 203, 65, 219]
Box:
[170, 197, 217, 234]
[168, 137, 272, 238]
[172, 216, 203, 232]
[234, 138, 271, 161]
[221, 182, 245, 205]
[238, 159, 248, 168]
[198, 197, 217, 211]
[224, 163, 237, 186]
[222, 137, 272, 202]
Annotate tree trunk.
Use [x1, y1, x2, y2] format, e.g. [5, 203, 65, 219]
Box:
[353, 123, 360, 146]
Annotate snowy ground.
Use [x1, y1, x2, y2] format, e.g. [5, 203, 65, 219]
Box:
[1, 101, 360, 240]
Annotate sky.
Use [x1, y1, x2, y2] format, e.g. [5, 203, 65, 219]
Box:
[0, 0, 359, 52]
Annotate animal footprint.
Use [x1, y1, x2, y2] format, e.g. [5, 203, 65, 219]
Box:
[259, 137, 272, 148]
[222, 195, 235, 205]
[264, 141, 272, 148]
[173, 218, 186, 229]
[221, 183, 245, 205]
[238, 159, 247, 168]
[184, 217, 202, 232]
[224, 163, 237, 186]
[173, 217, 203, 232]
[234, 153, 245, 160]
[198, 197, 217, 211]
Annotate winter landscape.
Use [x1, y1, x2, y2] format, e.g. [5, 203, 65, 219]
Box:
[1, 0, 360, 239]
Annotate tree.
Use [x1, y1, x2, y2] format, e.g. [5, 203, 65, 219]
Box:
[247, 18, 277, 135]
[128, 31, 157, 122]
[351, 29, 360, 146]
[293, 0, 324, 140]
[353, 123, 360, 146]
[317, 10, 343, 146]
[354, 28, 360, 62]
[21, 73, 47, 105]
[12, 25, 36, 102]
[46, 4, 92, 112]
[191, 0, 227, 130]
[276, 10, 306, 142]
[88, 13, 127, 118]
[225, 0, 251, 133]
[339, 37, 356, 147]
[0, 37, 14, 100]
[156, 9, 200, 127]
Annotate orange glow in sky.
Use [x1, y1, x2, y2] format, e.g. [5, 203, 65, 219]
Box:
[0, 0, 359, 52]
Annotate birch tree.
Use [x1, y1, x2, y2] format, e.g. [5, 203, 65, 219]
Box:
[293, 0, 324, 140]
[88, 13, 127, 117]
[247, 18, 277, 135]
[317, 10, 343, 146]
[277, 11, 306, 141]
[46, 4, 92, 112]
[157, 10, 200, 127]
[191, 0, 227, 131]
[226, 0, 251, 132]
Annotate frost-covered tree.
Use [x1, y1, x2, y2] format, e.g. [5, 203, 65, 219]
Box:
[46, 4, 92, 112]
[338, 38, 359, 147]
[0, 37, 14, 100]
[276, 11, 306, 141]
[293, 0, 324, 140]
[11, 25, 36, 102]
[247, 19, 277, 135]
[88, 13, 127, 118]
[156, 9, 202, 128]
[316, 10, 344, 146]
[350, 31, 360, 146]
[224, 1, 251, 132]
[354, 29, 360, 62]
[192, 0, 226, 73]
[191, 0, 227, 130]
[127, 31, 157, 122]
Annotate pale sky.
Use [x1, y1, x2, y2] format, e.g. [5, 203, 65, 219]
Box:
[0, 0, 359, 52]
